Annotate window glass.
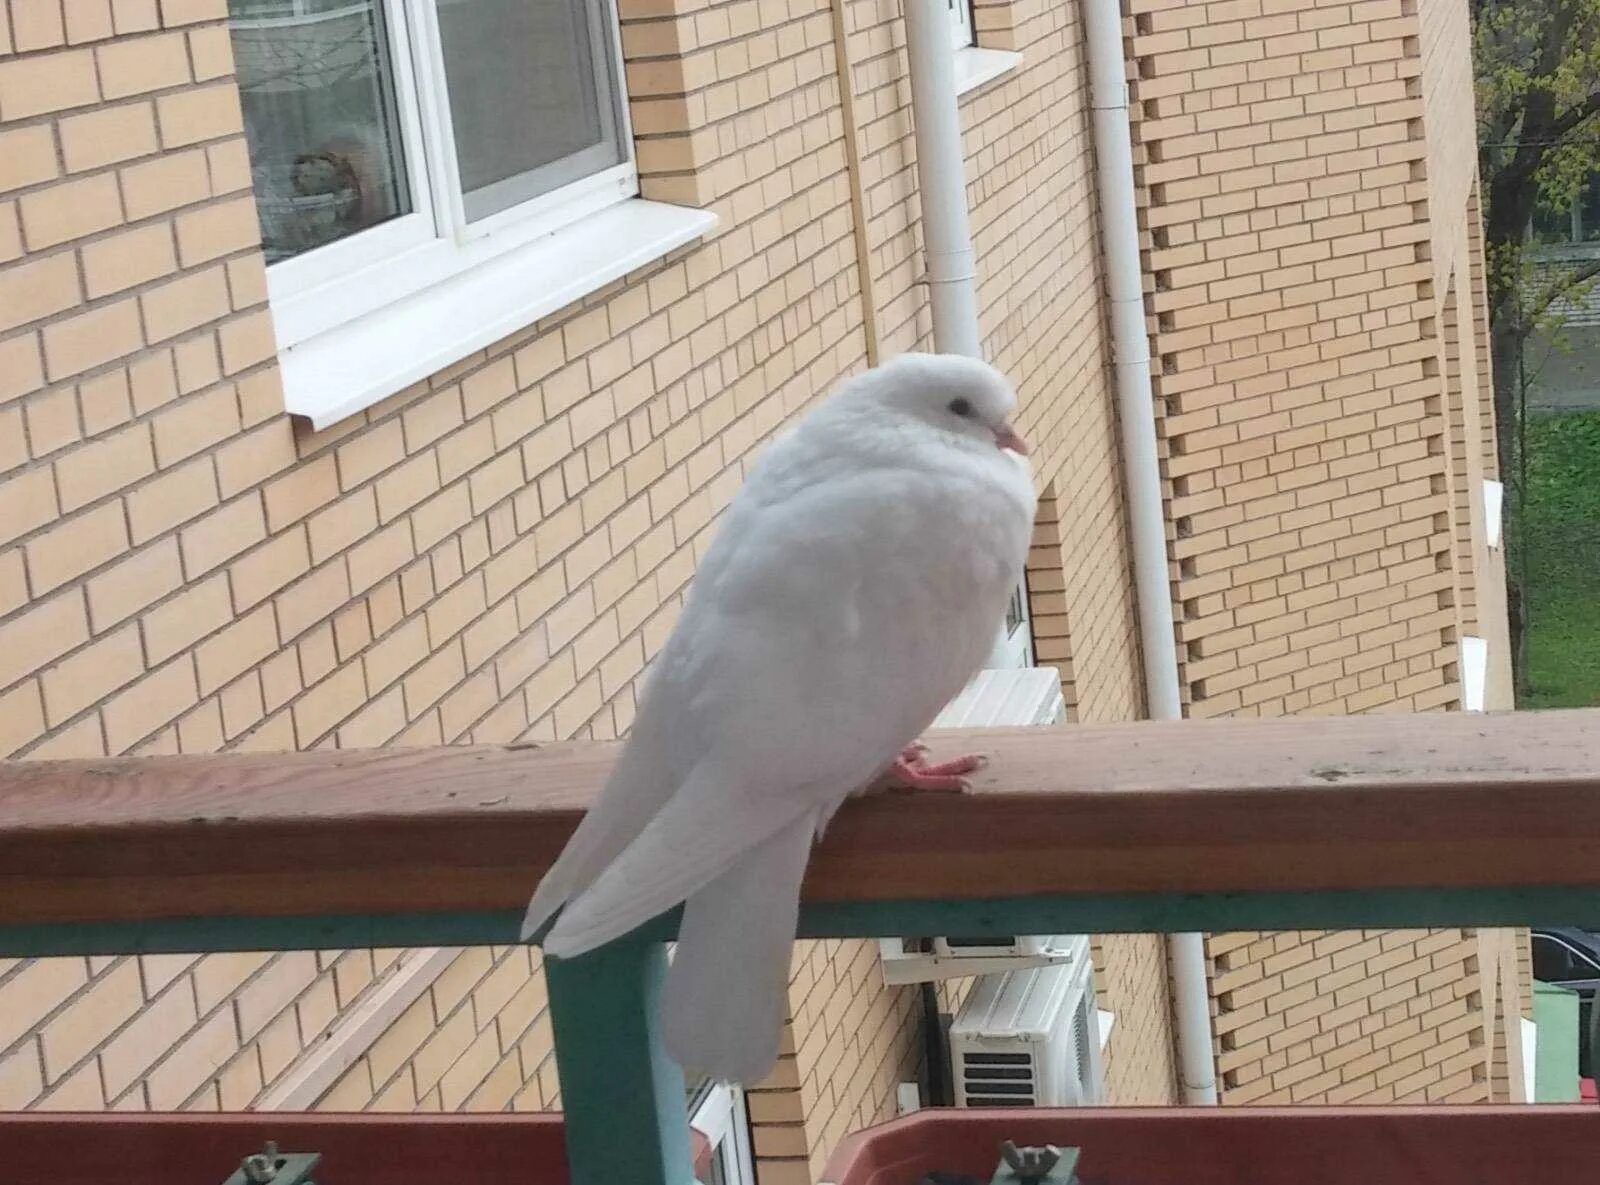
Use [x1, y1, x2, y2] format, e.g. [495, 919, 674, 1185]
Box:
[1005, 583, 1027, 638]
[229, 0, 413, 263]
[435, 0, 627, 222]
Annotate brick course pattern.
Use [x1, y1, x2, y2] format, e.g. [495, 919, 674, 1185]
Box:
[0, 0, 1515, 1155]
[1126, 0, 1517, 1104]
[1208, 928, 1487, 1104]
[316, 946, 558, 1113]
[0, 0, 1162, 1136]
[1132, 0, 1460, 721]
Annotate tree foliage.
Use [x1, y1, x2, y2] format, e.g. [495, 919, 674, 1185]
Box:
[1475, 0, 1600, 262]
[1474, 0, 1600, 370]
[1471, 0, 1600, 692]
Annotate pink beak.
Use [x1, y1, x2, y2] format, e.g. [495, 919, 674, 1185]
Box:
[993, 422, 1030, 455]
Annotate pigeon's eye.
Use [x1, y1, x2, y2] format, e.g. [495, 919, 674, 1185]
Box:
[948, 397, 972, 418]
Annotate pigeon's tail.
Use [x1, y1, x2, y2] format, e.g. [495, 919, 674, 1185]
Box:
[662, 813, 816, 1085]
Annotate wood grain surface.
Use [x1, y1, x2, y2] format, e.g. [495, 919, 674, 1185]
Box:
[2, 709, 1597, 926]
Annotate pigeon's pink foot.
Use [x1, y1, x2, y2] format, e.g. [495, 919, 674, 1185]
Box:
[887, 744, 986, 792]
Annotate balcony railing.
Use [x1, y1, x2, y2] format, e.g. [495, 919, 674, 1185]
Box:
[3, 708, 1599, 1185]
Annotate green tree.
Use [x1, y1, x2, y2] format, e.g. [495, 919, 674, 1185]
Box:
[1473, 0, 1600, 691]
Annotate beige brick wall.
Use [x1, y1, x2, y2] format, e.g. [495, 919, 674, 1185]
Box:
[1477, 926, 1530, 1104]
[1028, 486, 1078, 715]
[1419, 0, 1477, 288]
[788, 941, 921, 1185]
[0, 0, 341, 1112]
[1136, 1, 1458, 721]
[1210, 929, 1486, 1103]
[1128, 0, 1511, 1105]
[1095, 935, 1181, 1104]
[746, 954, 976, 1185]
[0, 0, 1165, 1143]
[0, 0, 1508, 1151]
[0, 945, 397, 1110]
[315, 946, 557, 1112]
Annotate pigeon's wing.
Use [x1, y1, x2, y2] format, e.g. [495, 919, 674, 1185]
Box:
[520, 422, 850, 943]
[519, 670, 689, 940]
[540, 752, 829, 956]
[519, 435, 832, 942]
[540, 465, 1016, 958]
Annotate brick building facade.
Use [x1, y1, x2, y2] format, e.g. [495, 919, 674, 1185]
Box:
[0, 0, 1520, 1178]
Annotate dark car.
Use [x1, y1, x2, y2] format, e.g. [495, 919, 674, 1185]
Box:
[1531, 927, 1600, 1081]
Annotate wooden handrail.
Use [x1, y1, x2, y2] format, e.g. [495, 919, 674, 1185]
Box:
[3, 708, 1599, 929]
[5, 709, 1599, 1185]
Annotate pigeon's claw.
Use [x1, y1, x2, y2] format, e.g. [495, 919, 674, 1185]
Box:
[886, 745, 986, 792]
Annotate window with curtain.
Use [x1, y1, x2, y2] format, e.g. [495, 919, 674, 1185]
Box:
[227, 0, 634, 342]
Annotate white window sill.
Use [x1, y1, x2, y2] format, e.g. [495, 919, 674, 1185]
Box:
[954, 47, 1023, 96]
[278, 199, 717, 430]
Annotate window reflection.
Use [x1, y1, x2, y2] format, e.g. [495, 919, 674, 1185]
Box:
[229, 0, 413, 263]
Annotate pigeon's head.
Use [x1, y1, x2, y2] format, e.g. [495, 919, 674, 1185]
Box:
[866, 353, 1030, 456]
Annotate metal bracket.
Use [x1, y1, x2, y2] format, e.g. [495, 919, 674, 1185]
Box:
[992, 1141, 1079, 1185]
[222, 1142, 320, 1185]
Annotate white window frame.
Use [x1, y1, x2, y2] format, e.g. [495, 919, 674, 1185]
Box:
[988, 577, 1034, 670]
[691, 1081, 756, 1185]
[252, 0, 640, 351]
[947, 0, 975, 49]
[947, 0, 1022, 98]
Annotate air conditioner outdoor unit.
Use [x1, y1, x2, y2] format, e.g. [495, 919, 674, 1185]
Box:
[878, 933, 1087, 984]
[937, 666, 1066, 729]
[933, 935, 1054, 959]
[950, 937, 1104, 1108]
[878, 667, 1071, 984]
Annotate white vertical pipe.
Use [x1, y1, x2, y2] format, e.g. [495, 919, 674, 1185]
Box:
[905, 0, 1020, 666]
[903, 0, 981, 359]
[1082, 0, 1218, 1106]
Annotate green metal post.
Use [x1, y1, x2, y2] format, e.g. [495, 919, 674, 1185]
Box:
[545, 941, 692, 1185]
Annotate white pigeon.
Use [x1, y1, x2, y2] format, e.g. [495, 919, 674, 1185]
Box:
[520, 352, 1037, 1084]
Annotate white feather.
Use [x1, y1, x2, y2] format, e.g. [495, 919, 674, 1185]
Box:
[542, 758, 822, 956]
[521, 353, 1037, 1083]
[662, 817, 817, 1084]
[520, 683, 682, 940]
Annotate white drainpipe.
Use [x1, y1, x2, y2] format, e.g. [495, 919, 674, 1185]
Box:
[1083, 0, 1218, 1105]
[903, 0, 981, 359]
[905, 0, 1021, 668]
